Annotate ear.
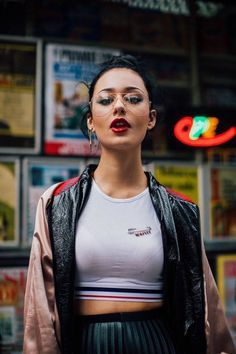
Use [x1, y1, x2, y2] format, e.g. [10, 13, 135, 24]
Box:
[147, 109, 157, 130]
[87, 115, 95, 131]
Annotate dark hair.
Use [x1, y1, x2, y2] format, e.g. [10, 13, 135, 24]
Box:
[80, 54, 154, 138]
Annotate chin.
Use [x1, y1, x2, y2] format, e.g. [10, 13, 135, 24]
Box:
[102, 140, 142, 152]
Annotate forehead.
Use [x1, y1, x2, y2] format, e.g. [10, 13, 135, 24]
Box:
[93, 68, 147, 94]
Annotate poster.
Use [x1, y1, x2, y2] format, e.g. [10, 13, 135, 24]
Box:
[0, 158, 19, 247]
[217, 255, 236, 346]
[0, 38, 41, 153]
[211, 167, 236, 238]
[0, 267, 27, 353]
[23, 158, 85, 246]
[154, 164, 199, 204]
[0, 307, 16, 346]
[44, 43, 120, 156]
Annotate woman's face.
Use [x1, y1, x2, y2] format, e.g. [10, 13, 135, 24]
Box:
[88, 68, 156, 152]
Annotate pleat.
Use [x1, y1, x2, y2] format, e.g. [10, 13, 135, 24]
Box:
[141, 318, 162, 354]
[98, 322, 120, 354]
[107, 322, 115, 354]
[125, 320, 144, 354]
[115, 321, 123, 354]
[151, 318, 176, 354]
[75, 315, 177, 354]
[151, 318, 168, 352]
[84, 321, 123, 354]
[123, 318, 176, 354]
[123, 320, 134, 354]
[158, 318, 176, 354]
[79, 322, 87, 352]
[135, 320, 150, 354]
[89, 322, 96, 354]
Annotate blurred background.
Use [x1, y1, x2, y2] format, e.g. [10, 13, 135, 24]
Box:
[0, 0, 235, 352]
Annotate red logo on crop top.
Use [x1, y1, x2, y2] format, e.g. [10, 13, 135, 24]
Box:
[128, 227, 152, 237]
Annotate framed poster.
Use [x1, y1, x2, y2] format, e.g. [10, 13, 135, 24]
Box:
[0, 157, 20, 247]
[22, 157, 85, 246]
[44, 43, 120, 156]
[209, 166, 236, 239]
[0, 267, 27, 353]
[217, 255, 236, 346]
[0, 36, 42, 154]
[154, 163, 200, 204]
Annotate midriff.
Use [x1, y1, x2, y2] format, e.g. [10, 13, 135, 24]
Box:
[74, 299, 163, 316]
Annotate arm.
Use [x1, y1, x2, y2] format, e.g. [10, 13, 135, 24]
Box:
[202, 250, 236, 354]
[23, 187, 61, 354]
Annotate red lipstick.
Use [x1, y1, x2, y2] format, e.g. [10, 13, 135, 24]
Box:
[110, 118, 131, 133]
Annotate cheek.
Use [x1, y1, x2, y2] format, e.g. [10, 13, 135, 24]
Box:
[135, 114, 150, 129]
[91, 115, 106, 129]
[91, 117, 110, 140]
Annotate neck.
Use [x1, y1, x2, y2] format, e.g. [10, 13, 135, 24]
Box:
[93, 148, 147, 198]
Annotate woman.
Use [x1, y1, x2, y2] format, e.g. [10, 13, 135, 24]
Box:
[24, 55, 235, 354]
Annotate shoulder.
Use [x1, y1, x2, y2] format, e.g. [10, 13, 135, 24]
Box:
[156, 183, 201, 243]
[50, 164, 96, 197]
[166, 187, 195, 205]
[38, 183, 62, 209]
[52, 176, 80, 196]
[148, 171, 196, 206]
[37, 176, 80, 210]
[165, 186, 200, 224]
[166, 186, 198, 211]
[148, 172, 199, 220]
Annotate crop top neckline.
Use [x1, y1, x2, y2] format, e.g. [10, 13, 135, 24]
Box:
[92, 178, 149, 203]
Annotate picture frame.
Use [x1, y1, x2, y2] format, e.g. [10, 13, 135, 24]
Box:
[22, 157, 86, 246]
[0, 36, 42, 154]
[0, 266, 28, 352]
[44, 42, 120, 156]
[0, 157, 20, 247]
[217, 254, 236, 346]
[203, 164, 236, 240]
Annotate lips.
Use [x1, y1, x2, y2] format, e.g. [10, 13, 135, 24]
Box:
[110, 118, 131, 133]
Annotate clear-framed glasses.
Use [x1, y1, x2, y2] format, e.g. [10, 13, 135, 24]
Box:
[90, 90, 151, 117]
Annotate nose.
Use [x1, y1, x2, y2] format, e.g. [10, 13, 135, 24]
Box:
[113, 95, 126, 114]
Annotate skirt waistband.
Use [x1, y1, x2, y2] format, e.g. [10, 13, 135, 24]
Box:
[77, 307, 164, 323]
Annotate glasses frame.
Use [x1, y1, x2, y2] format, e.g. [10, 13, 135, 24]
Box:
[89, 90, 152, 116]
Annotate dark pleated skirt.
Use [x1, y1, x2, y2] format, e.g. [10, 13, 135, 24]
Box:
[74, 309, 178, 354]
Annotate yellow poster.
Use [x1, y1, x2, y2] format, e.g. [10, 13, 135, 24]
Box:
[211, 168, 236, 238]
[0, 267, 27, 347]
[0, 42, 36, 144]
[0, 74, 34, 137]
[154, 165, 198, 204]
[217, 255, 236, 344]
[0, 162, 16, 242]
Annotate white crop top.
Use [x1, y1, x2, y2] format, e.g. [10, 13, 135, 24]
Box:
[74, 180, 164, 302]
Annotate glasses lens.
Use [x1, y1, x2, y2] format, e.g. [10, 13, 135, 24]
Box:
[91, 91, 149, 116]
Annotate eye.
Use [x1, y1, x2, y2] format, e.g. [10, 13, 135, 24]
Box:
[97, 96, 114, 106]
[125, 94, 143, 104]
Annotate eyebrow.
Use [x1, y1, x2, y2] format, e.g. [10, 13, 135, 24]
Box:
[97, 86, 143, 94]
